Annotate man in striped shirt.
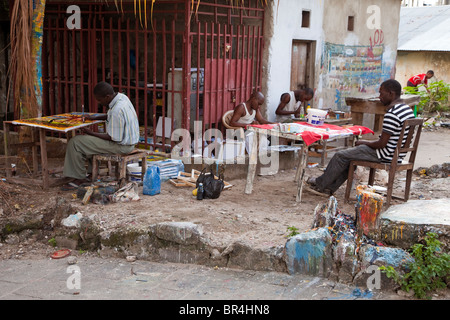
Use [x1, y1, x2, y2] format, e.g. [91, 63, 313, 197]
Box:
[63, 82, 140, 184]
[307, 79, 415, 195]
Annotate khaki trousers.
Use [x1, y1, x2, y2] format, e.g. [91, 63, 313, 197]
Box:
[63, 135, 134, 180]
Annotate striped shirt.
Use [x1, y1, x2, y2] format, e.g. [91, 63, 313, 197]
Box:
[376, 103, 415, 163]
[106, 93, 140, 146]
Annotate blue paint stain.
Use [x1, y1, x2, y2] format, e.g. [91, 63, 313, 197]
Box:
[285, 228, 331, 275]
[363, 246, 414, 268]
[327, 287, 374, 300]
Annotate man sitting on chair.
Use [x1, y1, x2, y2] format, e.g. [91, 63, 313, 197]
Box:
[229, 91, 273, 129]
[307, 79, 415, 195]
[63, 82, 140, 185]
[275, 88, 314, 123]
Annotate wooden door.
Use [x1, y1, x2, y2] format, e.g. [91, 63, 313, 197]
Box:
[290, 40, 315, 91]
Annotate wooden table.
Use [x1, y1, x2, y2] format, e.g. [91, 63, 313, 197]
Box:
[244, 123, 373, 202]
[345, 95, 420, 133]
[293, 118, 354, 166]
[3, 113, 103, 189]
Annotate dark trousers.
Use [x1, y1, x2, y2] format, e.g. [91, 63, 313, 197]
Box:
[315, 145, 380, 193]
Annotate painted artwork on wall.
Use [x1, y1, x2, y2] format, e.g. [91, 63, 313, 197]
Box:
[322, 42, 392, 109]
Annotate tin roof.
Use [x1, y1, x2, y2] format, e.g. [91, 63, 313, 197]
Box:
[398, 5, 450, 52]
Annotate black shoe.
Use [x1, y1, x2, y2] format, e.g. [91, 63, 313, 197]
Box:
[304, 184, 333, 197]
[306, 176, 317, 187]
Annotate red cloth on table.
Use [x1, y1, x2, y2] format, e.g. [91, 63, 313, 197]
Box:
[248, 122, 374, 146]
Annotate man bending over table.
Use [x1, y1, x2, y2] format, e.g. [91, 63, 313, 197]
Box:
[63, 82, 140, 185]
[307, 79, 415, 195]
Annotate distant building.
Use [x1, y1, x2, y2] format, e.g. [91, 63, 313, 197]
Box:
[264, 0, 403, 117]
[402, 0, 450, 6]
[395, 5, 450, 88]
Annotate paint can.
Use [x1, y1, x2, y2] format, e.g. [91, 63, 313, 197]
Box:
[306, 108, 327, 126]
[355, 185, 384, 238]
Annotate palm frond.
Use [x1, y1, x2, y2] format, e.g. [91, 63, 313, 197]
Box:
[9, 0, 37, 119]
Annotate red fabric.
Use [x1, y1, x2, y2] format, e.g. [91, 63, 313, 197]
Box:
[408, 74, 427, 86]
[248, 123, 374, 146]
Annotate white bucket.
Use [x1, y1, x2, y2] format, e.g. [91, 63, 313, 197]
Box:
[127, 163, 142, 181]
[306, 108, 327, 126]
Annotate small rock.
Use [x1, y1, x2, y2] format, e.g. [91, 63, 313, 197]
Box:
[210, 249, 221, 260]
[67, 256, 77, 265]
[397, 289, 414, 298]
[5, 234, 20, 245]
[126, 256, 137, 262]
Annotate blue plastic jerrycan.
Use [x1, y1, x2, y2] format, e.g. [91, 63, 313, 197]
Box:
[143, 166, 161, 196]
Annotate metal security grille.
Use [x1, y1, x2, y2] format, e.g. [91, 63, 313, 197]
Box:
[42, 0, 264, 152]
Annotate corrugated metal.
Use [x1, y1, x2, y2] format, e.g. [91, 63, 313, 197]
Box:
[398, 5, 450, 52]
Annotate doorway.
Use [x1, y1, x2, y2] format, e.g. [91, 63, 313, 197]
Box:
[290, 40, 315, 92]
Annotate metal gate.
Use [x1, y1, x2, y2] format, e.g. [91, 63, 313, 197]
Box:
[41, 0, 264, 152]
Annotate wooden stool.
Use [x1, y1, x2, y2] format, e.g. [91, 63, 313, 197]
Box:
[92, 149, 148, 182]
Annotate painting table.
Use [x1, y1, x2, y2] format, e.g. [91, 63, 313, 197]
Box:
[244, 122, 373, 202]
[3, 113, 103, 189]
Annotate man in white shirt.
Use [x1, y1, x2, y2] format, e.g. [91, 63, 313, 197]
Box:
[63, 82, 139, 184]
[229, 91, 272, 128]
[275, 88, 314, 123]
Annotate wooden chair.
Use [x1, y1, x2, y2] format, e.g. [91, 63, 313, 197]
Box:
[344, 118, 423, 207]
[92, 149, 148, 182]
[222, 110, 241, 130]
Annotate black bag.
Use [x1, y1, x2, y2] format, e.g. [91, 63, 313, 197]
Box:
[196, 167, 225, 199]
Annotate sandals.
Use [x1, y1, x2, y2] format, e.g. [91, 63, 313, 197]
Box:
[60, 182, 80, 191]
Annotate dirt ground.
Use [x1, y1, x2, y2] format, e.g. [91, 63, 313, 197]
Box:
[1, 127, 450, 259]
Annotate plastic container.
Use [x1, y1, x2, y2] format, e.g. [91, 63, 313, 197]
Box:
[306, 108, 327, 126]
[127, 163, 142, 181]
[197, 183, 204, 200]
[143, 166, 161, 196]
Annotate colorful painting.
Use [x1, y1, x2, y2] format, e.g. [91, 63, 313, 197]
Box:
[32, 0, 46, 116]
[12, 112, 104, 132]
[321, 42, 392, 109]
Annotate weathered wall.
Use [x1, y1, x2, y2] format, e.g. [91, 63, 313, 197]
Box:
[262, 0, 401, 120]
[262, 0, 324, 121]
[395, 51, 450, 88]
[320, 0, 400, 110]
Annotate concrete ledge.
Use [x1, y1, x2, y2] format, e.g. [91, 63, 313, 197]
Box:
[380, 199, 450, 250]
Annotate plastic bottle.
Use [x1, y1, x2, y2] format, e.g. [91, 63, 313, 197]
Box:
[306, 103, 311, 115]
[143, 166, 161, 196]
[197, 183, 204, 200]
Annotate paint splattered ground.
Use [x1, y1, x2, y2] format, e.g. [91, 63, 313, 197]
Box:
[1, 128, 449, 300]
[1, 158, 449, 250]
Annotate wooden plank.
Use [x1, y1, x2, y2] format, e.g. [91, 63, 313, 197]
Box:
[245, 130, 259, 194]
[39, 128, 49, 190]
[349, 102, 386, 115]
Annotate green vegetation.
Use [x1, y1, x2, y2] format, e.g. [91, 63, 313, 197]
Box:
[48, 238, 57, 247]
[286, 226, 300, 238]
[380, 232, 450, 299]
[404, 81, 450, 115]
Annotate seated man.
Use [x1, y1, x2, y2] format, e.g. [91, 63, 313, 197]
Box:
[229, 91, 273, 128]
[63, 82, 140, 185]
[275, 88, 314, 123]
[307, 79, 415, 195]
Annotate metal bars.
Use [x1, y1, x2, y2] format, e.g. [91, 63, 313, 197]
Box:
[41, 0, 264, 152]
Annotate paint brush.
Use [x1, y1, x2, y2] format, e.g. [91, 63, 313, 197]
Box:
[81, 104, 85, 122]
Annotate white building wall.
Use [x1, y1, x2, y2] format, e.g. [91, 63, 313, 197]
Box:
[262, 0, 324, 122]
[262, 0, 401, 120]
